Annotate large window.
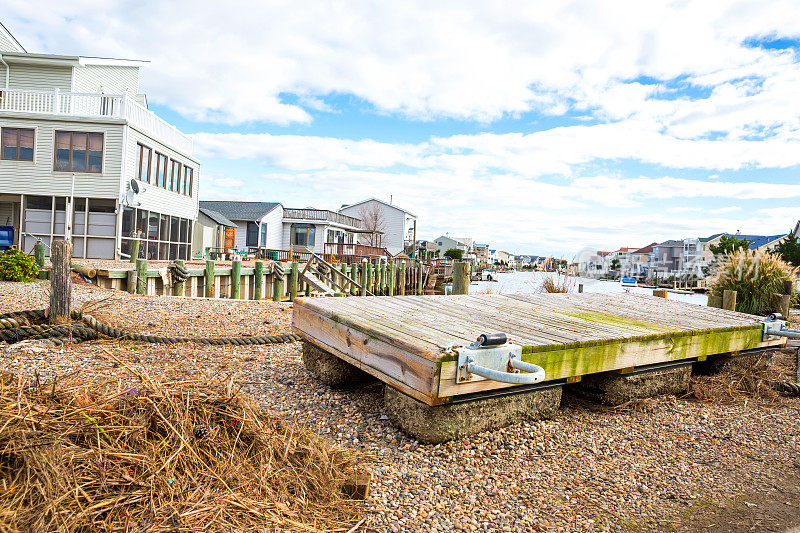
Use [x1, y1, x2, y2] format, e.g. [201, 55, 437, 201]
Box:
[246, 222, 259, 247]
[183, 166, 193, 196]
[136, 143, 151, 182]
[1, 128, 34, 161]
[170, 160, 182, 191]
[54, 132, 103, 173]
[154, 152, 168, 188]
[120, 206, 193, 260]
[292, 224, 315, 246]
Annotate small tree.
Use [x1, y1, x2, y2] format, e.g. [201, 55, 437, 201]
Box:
[610, 258, 621, 271]
[444, 248, 463, 261]
[775, 231, 800, 267]
[710, 235, 750, 256]
[358, 204, 386, 247]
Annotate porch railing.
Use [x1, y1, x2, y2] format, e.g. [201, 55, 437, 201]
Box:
[0, 88, 193, 154]
[283, 208, 365, 229]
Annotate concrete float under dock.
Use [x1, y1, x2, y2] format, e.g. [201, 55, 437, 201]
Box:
[292, 293, 785, 442]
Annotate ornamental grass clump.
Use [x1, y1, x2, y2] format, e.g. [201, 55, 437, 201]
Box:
[0, 249, 39, 282]
[540, 272, 574, 293]
[708, 249, 796, 315]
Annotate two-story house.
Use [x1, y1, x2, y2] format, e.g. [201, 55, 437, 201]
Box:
[338, 197, 416, 256]
[0, 22, 199, 260]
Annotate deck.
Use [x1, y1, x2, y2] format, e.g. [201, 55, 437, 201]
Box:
[292, 293, 785, 405]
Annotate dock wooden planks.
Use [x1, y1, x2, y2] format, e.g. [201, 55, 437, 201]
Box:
[292, 293, 785, 405]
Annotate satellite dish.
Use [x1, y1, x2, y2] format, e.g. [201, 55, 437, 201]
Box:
[124, 189, 140, 207]
[130, 179, 140, 194]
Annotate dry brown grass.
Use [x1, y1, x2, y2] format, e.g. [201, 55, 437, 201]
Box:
[689, 351, 796, 404]
[0, 370, 366, 532]
[539, 272, 575, 293]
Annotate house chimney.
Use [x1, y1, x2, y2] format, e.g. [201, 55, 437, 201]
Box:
[390, 195, 393, 205]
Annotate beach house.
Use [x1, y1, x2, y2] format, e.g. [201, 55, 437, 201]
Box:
[0, 22, 200, 260]
[338, 197, 416, 256]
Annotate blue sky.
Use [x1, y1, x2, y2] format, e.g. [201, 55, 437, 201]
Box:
[4, 1, 800, 258]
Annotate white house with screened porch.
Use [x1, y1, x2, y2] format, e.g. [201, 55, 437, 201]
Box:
[0, 22, 199, 260]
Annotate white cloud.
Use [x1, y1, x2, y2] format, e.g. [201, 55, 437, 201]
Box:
[4, 0, 800, 125]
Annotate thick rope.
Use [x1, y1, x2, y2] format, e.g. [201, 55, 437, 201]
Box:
[0, 309, 300, 346]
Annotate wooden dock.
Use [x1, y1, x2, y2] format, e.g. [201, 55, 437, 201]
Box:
[293, 292, 785, 405]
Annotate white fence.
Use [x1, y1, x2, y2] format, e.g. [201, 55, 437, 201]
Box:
[0, 88, 193, 154]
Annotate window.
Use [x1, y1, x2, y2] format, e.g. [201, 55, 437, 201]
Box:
[152, 152, 167, 188]
[136, 143, 151, 182]
[183, 166, 193, 196]
[292, 224, 315, 246]
[246, 222, 259, 247]
[55, 132, 103, 173]
[1, 128, 34, 161]
[170, 160, 182, 192]
[260, 224, 267, 247]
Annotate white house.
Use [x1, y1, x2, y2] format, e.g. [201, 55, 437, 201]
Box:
[338, 197, 416, 256]
[197, 201, 367, 257]
[0, 22, 200, 260]
[433, 235, 470, 256]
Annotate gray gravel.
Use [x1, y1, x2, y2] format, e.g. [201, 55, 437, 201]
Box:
[2, 280, 800, 531]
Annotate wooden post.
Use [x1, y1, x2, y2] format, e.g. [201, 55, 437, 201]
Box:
[204, 259, 215, 298]
[452, 261, 469, 295]
[722, 289, 737, 311]
[49, 240, 72, 324]
[129, 237, 140, 263]
[254, 261, 264, 300]
[417, 261, 424, 295]
[172, 259, 185, 296]
[389, 262, 396, 296]
[136, 258, 148, 295]
[350, 264, 358, 295]
[126, 270, 136, 294]
[783, 279, 794, 296]
[377, 264, 384, 295]
[578, 283, 584, 293]
[290, 261, 299, 301]
[399, 262, 406, 295]
[273, 265, 283, 302]
[230, 259, 241, 299]
[653, 289, 668, 299]
[34, 242, 46, 279]
[360, 263, 368, 296]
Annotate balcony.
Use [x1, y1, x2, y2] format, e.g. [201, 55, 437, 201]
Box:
[0, 88, 193, 155]
[283, 208, 364, 229]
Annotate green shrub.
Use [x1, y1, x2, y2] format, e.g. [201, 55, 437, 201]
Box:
[444, 248, 463, 261]
[0, 249, 40, 282]
[709, 249, 796, 315]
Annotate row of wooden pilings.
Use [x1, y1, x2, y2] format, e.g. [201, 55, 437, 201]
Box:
[119, 257, 448, 301]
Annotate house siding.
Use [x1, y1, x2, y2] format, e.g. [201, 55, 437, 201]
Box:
[0, 29, 23, 53]
[124, 127, 199, 221]
[339, 199, 413, 255]
[262, 205, 283, 248]
[0, 115, 124, 198]
[7, 64, 72, 91]
[73, 65, 140, 95]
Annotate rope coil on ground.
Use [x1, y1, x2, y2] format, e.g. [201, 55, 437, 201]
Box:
[0, 309, 300, 346]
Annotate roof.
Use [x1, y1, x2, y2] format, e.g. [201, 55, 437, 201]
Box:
[656, 239, 684, 247]
[0, 22, 25, 53]
[199, 208, 236, 228]
[199, 201, 281, 222]
[339, 197, 416, 217]
[700, 233, 786, 250]
[632, 242, 657, 254]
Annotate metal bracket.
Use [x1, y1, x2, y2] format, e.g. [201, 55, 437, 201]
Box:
[455, 342, 545, 385]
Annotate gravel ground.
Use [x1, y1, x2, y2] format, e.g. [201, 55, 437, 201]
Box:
[2, 280, 800, 532]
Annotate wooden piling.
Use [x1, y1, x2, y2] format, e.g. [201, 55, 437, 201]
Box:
[172, 259, 185, 296]
[129, 238, 140, 263]
[136, 258, 148, 295]
[254, 261, 264, 300]
[360, 263, 368, 296]
[417, 262, 424, 295]
[578, 283, 584, 293]
[34, 242, 46, 279]
[204, 260, 215, 298]
[49, 240, 72, 324]
[231, 259, 241, 299]
[389, 262, 396, 296]
[399, 262, 406, 295]
[452, 261, 469, 295]
[350, 264, 358, 295]
[290, 261, 299, 301]
[273, 266, 283, 302]
[126, 270, 136, 294]
[722, 289, 737, 311]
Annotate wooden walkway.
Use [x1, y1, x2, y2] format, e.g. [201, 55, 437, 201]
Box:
[293, 293, 785, 405]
